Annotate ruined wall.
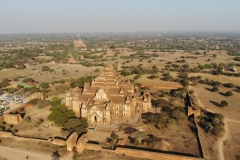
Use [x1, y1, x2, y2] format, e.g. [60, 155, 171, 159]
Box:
[67, 132, 78, 151]
[115, 147, 203, 160]
[53, 139, 66, 146]
[4, 114, 22, 125]
[84, 143, 101, 151]
[29, 92, 44, 100]
[76, 133, 88, 153]
[0, 131, 13, 138]
[187, 106, 201, 117]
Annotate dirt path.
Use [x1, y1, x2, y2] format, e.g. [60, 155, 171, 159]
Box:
[0, 146, 72, 160]
[190, 84, 228, 160]
[218, 120, 229, 160]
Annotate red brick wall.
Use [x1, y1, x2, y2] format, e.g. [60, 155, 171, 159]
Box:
[115, 147, 203, 160]
[84, 143, 101, 151]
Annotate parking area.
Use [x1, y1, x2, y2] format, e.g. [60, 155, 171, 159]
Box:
[0, 92, 30, 114]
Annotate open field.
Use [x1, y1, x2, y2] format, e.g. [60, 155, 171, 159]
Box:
[190, 82, 240, 160]
[0, 138, 63, 160]
[134, 74, 182, 89]
[189, 73, 240, 86]
[191, 83, 240, 121]
[108, 49, 238, 68]
[0, 63, 102, 83]
[224, 121, 240, 160]
[14, 106, 67, 139]
[88, 117, 201, 157]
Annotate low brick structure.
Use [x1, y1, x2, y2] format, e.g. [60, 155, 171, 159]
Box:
[117, 139, 126, 146]
[0, 131, 13, 138]
[53, 139, 66, 146]
[76, 133, 88, 153]
[115, 147, 203, 160]
[67, 132, 78, 151]
[29, 92, 44, 100]
[4, 114, 22, 125]
[187, 106, 201, 117]
[84, 143, 102, 151]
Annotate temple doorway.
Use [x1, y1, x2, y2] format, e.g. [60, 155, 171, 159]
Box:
[94, 116, 97, 122]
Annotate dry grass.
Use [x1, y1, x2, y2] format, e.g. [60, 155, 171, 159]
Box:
[133, 74, 182, 89]
[0, 63, 103, 83]
[224, 121, 240, 160]
[189, 73, 240, 86]
[15, 106, 66, 139]
[191, 83, 240, 121]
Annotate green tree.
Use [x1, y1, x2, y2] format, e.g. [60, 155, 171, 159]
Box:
[64, 118, 82, 129]
[40, 82, 50, 89]
[50, 97, 62, 107]
[64, 110, 75, 118]
[57, 104, 68, 112]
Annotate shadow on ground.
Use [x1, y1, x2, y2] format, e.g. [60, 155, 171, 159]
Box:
[209, 100, 221, 107]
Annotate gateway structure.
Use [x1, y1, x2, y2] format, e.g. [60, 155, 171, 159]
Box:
[66, 65, 151, 124]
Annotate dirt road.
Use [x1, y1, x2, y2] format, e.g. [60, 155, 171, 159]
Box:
[0, 146, 72, 160]
[218, 120, 229, 160]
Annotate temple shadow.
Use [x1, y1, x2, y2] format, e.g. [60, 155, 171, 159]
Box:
[209, 100, 220, 107]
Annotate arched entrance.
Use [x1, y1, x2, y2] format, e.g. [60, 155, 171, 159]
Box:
[94, 116, 97, 122]
[91, 113, 98, 123]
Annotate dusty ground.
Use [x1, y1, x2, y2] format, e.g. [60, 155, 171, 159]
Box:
[224, 121, 240, 160]
[190, 82, 240, 160]
[191, 83, 240, 121]
[189, 73, 240, 86]
[0, 138, 68, 160]
[14, 106, 66, 139]
[0, 63, 102, 83]
[0, 139, 147, 160]
[133, 74, 183, 89]
[88, 117, 201, 157]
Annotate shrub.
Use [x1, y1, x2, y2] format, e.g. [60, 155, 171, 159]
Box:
[23, 116, 31, 122]
[224, 83, 235, 88]
[160, 92, 166, 97]
[22, 78, 34, 83]
[123, 127, 137, 134]
[111, 132, 119, 140]
[221, 100, 228, 107]
[147, 75, 158, 79]
[212, 86, 219, 92]
[189, 90, 194, 94]
[225, 91, 233, 96]
[40, 82, 50, 89]
[37, 100, 50, 109]
[42, 66, 50, 71]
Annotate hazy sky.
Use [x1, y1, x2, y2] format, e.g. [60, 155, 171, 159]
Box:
[0, 0, 239, 34]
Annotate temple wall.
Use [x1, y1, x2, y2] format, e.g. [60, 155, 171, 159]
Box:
[67, 132, 78, 151]
[4, 114, 22, 125]
[84, 143, 102, 151]
[0, 131, 13, 138]
[53, 139, 66, 146]
[115, 147, 203, 160]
